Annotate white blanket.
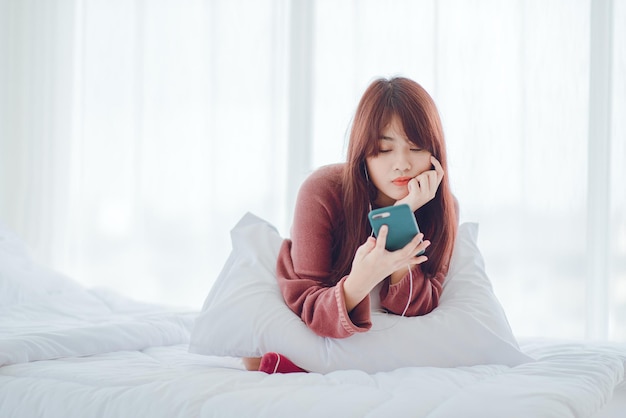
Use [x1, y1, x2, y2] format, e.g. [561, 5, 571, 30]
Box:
[0, 288, 194, 366]
[0, 288, 625, 418]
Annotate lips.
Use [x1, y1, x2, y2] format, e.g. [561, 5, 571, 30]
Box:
[392, 177, 412, 186]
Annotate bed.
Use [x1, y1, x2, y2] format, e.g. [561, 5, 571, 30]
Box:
[1, 215, 625, 417]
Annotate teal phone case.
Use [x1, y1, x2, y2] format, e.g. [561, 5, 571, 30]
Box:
[368, 204, 423, 253]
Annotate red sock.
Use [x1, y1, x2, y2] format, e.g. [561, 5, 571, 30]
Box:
[259, 352, 307, 374]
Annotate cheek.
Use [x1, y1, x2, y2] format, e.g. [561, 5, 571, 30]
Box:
[365, 159, 387, 188]
[414, 154, 433, 173]
[365, 158, 381, 179]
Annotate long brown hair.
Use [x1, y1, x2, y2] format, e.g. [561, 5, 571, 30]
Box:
[337, 77, 457, 279]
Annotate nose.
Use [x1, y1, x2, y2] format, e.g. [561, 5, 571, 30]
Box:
[393, 150, 411, 173]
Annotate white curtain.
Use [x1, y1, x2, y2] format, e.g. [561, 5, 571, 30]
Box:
[1, 0, 292, 309]
[0, 0, 624, 342]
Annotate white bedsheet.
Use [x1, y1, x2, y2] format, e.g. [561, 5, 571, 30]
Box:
[1, 289, 625, 417]
[0, 343, 624, 418]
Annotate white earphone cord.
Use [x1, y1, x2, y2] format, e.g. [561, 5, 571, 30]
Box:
[371, 265, 413, 332]
[401, 265, 413, 317]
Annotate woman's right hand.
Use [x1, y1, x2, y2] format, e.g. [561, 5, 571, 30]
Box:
[342, 225, 429, 312]
[394, 156, 445, 212]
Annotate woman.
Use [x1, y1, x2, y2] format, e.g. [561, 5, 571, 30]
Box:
[245, 77, 458, 373]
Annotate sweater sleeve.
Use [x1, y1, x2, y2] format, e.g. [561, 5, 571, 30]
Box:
[379, 266, 444, 316]
[275, 165, 372, 338]
[381, 194, 456, 315]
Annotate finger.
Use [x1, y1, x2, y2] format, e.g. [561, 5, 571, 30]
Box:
[431, 156, 445, 180]
[416, 167, 439, 196]
[375, 224, 388, 251]
[416, 239, 431, 255]
[354, 236, 376, 261]
[414, 172, 428, 190]
[407, 238, 430, 262]
[416, 172, 436, 196]
[360, 236, 376, 252]
[413, 237, 430, 255]
[426, 170, 439, 192]
[409, 255, 429, 265]
[400, 233, 424, 256]
[432, 171, 443, 190]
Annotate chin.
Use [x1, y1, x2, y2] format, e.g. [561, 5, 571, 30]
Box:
[378, 193, 407, 207]
[392, 191, 410, 201]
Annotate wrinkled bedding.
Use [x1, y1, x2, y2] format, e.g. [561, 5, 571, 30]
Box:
[1, 288, 625, 418]
[1, 219, 625, 417]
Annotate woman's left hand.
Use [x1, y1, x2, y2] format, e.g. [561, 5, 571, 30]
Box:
[395, 156, 444, 212]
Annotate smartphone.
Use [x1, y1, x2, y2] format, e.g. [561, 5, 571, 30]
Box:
[368, 204, 424, 254]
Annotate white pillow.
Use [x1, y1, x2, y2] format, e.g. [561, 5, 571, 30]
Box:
[189, 213, 533, 373]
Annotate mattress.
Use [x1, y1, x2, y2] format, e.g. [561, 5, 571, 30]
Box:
[0, 288, 624, 418]
[2, 342, 624, 418]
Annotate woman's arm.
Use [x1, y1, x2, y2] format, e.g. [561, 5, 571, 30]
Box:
[342, 226, 429, 312]
[379, 267, 444, 316]
[276, 165, 372, 338]
[277, 241, 372, 338]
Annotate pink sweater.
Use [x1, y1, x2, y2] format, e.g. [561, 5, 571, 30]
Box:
[276, 164, 445, 338]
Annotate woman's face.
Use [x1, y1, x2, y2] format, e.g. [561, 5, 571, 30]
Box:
[365, 115, 433, 207]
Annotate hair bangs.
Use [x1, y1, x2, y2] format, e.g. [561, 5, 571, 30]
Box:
[392, 92, 437, 155]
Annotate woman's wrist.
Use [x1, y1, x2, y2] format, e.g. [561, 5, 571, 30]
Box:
[343, 273, 373, 313]
[394, 197, 421, 213]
